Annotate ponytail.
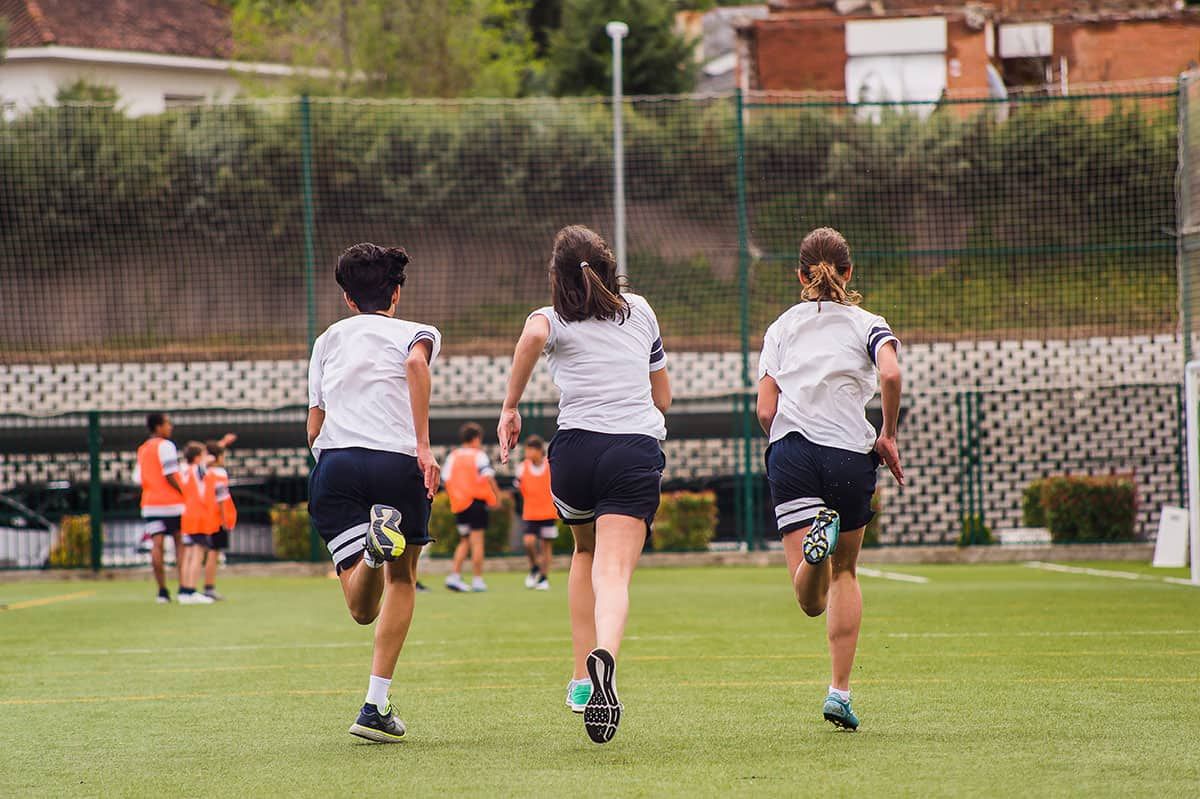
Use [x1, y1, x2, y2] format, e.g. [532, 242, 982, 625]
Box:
[800, 260, 862, 306]
[550, 226, 630, 323]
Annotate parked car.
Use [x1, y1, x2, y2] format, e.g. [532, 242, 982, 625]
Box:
[0, 494, 56, 569]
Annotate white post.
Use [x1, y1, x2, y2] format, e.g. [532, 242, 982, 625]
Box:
[606, 20, 629, 279]
[1187, 361, 1200, 584]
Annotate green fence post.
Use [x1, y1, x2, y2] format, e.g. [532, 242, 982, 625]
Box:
[87, 411, 103, 570]
[1178, 73, 1192, 365]
[733, 88, 756, 549]
[300, 94, 318, 352]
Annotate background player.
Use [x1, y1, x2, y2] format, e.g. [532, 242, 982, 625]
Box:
[178, 441, 214, 605]
[307, 243, 441, 743]
[756, 227, 903, 732]
[498, 224, 671, 744]
[514, 435, 556, 590]
[135, 412, 185, 603]
[196, 439, 237, 601]
[442, 422, 501, 593]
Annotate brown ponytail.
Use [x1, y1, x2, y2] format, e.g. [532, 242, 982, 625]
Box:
[798, 227, 861, 306]
[549, 225, 630, 323]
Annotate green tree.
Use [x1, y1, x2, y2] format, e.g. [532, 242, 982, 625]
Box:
[233, 0, 540, 97]
[546, 0, 695, 96]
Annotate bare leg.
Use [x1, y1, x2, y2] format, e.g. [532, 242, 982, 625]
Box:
[591, 514, 645, 658]
[827, 529, 864, 692]
[540, 539, 553, 579]
[568, 522, 596, 680]
[150, 535, 166, 590]
[204, 548, 219, 588]
[172, 531, 184, 587]
[524, 534, 539, 571]
[451, 534, 469, 575]
[189, 545, 206, 591]
[783, 527, 830, 617]
[370, 546, 423, 679]
[469, 530, 485, 578]
[338, 554, 386, 625]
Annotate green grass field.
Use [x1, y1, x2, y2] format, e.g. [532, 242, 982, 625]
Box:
[3, 563, 1199, 797]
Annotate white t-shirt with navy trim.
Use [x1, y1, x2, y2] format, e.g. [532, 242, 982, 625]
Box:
[758, 301, 899, 454]
[308, 314, 442, 460]
[531, 292, 667, 441]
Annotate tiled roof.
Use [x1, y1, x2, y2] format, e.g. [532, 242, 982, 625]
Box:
[0, 0, 231, 58]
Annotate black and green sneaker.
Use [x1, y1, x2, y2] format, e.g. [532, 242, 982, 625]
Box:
[349, 700, 407, 743]
[583, 648, 622, 744]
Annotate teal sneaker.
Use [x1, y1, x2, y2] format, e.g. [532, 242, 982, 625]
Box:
[803, 509, 840, 565]
[566, 678, 592, 713]
[822, 693, 859, 731]
[366, 504, 406, 563]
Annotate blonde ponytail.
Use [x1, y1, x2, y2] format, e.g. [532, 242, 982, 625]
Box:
[801, 260, 862, 306]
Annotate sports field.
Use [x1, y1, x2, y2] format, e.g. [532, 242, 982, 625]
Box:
[3, 562, 1199, 798]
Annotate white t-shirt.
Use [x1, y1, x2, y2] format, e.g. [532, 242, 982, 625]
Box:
[531, 292, 667, 440]
[758, 302, 899, 453]
[308, 314, 442, 460]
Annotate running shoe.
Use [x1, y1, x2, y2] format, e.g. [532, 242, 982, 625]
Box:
[445, 574, 470, 592]
[203, 589, 225, 602]
[348, 700, 406, 743]
[534, 576, 550, 591]
[583, 648, 622, 744]
[524, 567, 541, 589]
[155, 588, 171, 604]
[471, 577, 488, 592]
[822, 693, 859, 731]
[178, 591, 214, 605]
[566, 679, 592, 713]
[415, 581, 430, 594]
[366, 504, 406, 563]
[803, 508, 841, 565]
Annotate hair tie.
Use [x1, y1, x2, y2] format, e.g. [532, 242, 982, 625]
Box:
[580, 261, 589, 270]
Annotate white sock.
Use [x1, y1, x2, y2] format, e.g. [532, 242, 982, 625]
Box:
[448, 572, 460, 581]
[828, 686, 850, 701]
[366, 675, 391, 709]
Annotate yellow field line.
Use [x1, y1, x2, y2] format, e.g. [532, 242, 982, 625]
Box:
[0, 591, 95, 612]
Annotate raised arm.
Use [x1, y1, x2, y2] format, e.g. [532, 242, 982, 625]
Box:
[498, 314, 550, 464]
[406, 339, 440, 498]
[873, 342, 904, 486]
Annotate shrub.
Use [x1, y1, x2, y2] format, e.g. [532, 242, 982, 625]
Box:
[1022, 480, 1046, 527]
[270, 503, 314, 561]
[428, 493, 514, 556]
[958, 515, 993, 547]
[652, 491, 718, 552]
[49, 514, 93, 567]
[1037, 476, 1137, 542]
[863, 489, 883, 548]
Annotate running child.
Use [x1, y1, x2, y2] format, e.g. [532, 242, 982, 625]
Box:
[514, 435, 556, 590]
[756, 227, 903, 731]
[178, 441, 214, 605]
[135, 412, 185, 603]
[307, 243, 441, 743]
[498, 224, 671, 744]
[441, 422, 501, 593]
[194, 439, 237, 601]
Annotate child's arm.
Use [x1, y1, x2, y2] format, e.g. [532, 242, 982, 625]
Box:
[498, 314, 550, 463]
[650, 368, 672, 414]
[306, 408, 325, 449]
[756, 376, 780, 435]
[874, 342, 904, 486]
[406, 339, 440, 499]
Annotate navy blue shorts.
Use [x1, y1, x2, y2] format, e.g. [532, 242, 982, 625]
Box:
[144, 516, 181, 537]
[765, 432, 879, 535]
[547, 429, 665, 529]
[309, 447, 433, 573]
[454, 499, 489, 532]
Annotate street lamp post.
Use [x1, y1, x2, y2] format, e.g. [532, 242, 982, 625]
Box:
[606, 20, 629, 279]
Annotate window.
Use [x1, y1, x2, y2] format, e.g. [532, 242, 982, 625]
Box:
[845, 17, 948, 120]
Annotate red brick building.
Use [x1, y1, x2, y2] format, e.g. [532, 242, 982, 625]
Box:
[739, 0, 1200, 98]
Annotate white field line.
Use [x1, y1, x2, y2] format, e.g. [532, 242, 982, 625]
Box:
[884, 629, 1200, 639]
[857, 567, 930, 584]
[1026, 561, 1200, 588]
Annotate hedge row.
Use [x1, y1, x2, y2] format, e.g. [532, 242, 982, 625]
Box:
[1022, 476, 1137, 542]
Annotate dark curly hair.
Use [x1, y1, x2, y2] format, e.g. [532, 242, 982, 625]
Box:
[335, 243, 410, 313]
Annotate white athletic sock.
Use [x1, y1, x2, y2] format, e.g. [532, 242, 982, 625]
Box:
[366, 675, 391, 709]
[828, 686, 850, 701]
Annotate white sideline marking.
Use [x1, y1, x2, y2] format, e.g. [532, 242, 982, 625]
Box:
[885, 629, 1200, 639]
[857, 567, 930, 584]
[1026, 561, 1200, 587]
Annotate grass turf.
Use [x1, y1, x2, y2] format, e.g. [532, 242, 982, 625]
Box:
[2, 563, 1199, 797]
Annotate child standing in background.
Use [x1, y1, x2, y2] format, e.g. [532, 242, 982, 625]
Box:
[442, 423, 502, 593]
[514, 435, 556, 590]
[196, 440, 237, 601]
[178, 441, 214, 605]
